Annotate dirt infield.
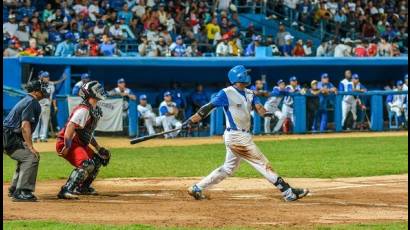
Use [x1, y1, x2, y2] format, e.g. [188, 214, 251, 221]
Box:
[34, 131, 408, 152]
[3, 174, 408, 228]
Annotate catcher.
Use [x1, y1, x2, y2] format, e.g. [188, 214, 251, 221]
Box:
[56, 81, 111, 199]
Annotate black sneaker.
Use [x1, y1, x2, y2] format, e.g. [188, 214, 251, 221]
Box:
[8, 186, 16, 197]
[57, 187, 79, 200]
[74, 186, 98, 195]
[12, 190, 38, 202]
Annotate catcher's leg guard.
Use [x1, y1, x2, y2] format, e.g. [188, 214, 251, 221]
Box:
[58, 159, 95, 199]
[75, 154, 105, 195]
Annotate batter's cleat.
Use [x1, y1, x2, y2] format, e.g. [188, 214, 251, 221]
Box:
[188, 185, 206, 200]
[8, 186, 16, 197]
[57, 188, 79, 200]
[12, 190, 38, 202]
[283, 187, 309, 202]
[74, 186, 98, 195]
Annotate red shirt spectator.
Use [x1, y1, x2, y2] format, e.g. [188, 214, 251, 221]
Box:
[292, 40, 305, 57]
[367, 43, 378, 56]
[86, 34, 100, 56]
[354, 44, 368, 57]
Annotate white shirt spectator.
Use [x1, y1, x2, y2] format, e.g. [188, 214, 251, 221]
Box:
[88, 3, 100, 21]
[347, 2, 356, 12]
[109, 26, 124, 38]
[370, 6, 378, 15]
[216, 42, 229, 56]
[284, 0, 298, 9]
[93, 26, 106, 36]
[15, 29, 30, 42]
[334, 44, 352, 57]
[166, 17, 175, 32]
[146, 30, 159, 42]
[73, 4, 88, 15]
[217, 0, 231, 11]
[146, 0, 155, 7]
[303, 44, 313, 56]
[326, 1, 339, 15]
[132, 4, 146, 18]
[3, 21, 18, 37]
[316, 44, 328, 57]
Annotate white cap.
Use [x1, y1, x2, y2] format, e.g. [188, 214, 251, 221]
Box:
[284, 34, 294, 41]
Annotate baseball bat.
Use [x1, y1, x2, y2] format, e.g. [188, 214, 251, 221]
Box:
[130, 127, 182, 145]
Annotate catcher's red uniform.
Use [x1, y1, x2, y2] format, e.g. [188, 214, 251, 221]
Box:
[56, 104, 97, 167]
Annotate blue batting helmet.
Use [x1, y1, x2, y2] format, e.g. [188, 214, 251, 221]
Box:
[228, 65, 251, 85]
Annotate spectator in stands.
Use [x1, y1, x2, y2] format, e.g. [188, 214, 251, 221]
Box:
[292, 39, 305, 57]
[275, 23, 291, 52]
[23, 38, 43, 56]
[362, 19, 377, 40]
[15, 22, 30, 43]
[367, 38, 378, 56]
[314, 2, 331, 25]
[93, 20, 108, 39]
[381, 23, 398, 42]
[317, 73, 337, 132]
[334, 38, 353, 57]
[159, 91, 182, 139]
[130, 17, 144, 39]
[75, 38, 89, 56]
[88, 0, 101, 22]
[303, 40, 314, 57]
[316, 40, 329, 57]
[245, 35, 261, 56]
[100, 34, 119, 56]
[3, 14, 18, 38]
[169, 35, 187, 57]
[387, 80, 407, 128]
[307, 80, 321, 132]
[72, 73, 91, 96]
[216, 34, 230, 56]
[282, 34, 294, 57]
[54, 32, 75, 57]
[137, 94, 159, 135]
[157, 36, 170, 57]
[190, 83, 209, 114]
[132, 0, 147, 19]
[216, 0, 232, 11]
[109, 20, 125, 40]
[378, 36, 394, 56]
[3, 40, 20, 57]
[354, 40, 368, 57]
[19, 0, 36, 19]
[32, 23, 48, 47]
[41, 3, 53, 22]
[206, 17, 221, 44]
[228, 34, 244, 56]
[284, 0, 298, 25]
[186, 39, 202, 57]
[138, 34, 158, 57]
[118, 3, 133, 25]
[264, 36, 281, 57]
[86, 34, 100, 56]
[108, 78, 137, 119]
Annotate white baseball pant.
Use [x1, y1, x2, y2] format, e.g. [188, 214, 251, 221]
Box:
[142, 111, 160, 135]
[33, 105, 51, 140]
[341, 100, 357, 128]
[161, 116, 182, 138]
[281, 104, 294, 126]
[197, 130, 280, 190]
[264, 104, 286, 133]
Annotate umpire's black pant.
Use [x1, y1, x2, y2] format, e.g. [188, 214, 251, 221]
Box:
[7, 147, 40, 192]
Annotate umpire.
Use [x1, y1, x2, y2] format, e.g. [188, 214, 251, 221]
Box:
[3, 80, 49, 202]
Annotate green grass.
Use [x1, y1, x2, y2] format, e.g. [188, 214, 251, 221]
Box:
[3, 220, 408, 230]
[3, 136, 408, 182]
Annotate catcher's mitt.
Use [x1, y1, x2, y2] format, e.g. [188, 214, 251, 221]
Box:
[97, 147, 111, 166]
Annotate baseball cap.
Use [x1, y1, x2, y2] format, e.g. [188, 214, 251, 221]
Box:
[321, 73, 329, 79]
[164, 91, 172, 97]
[65, 32, 74, 40]
[277, 79, 285, 85]
[289, 76, 297, 82]
[139, 94, 147, 100]
[117, 78, 125, 84]
[352, 73, 359, 79]
[81, 73, 90, 80]
[39, 71, 50, 78]
[284, 34, 294, 41]
[176, 35, 183, 40]
[397, 80, 404, 86]
[311, 80, 318, 86]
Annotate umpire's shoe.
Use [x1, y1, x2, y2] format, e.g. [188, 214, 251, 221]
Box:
[8, 186, 16, 197]
[12, 189, 38, 202]
[57, 187, 79, 200]
[188, 185, 206, 200]
[283, 187, 309, 202]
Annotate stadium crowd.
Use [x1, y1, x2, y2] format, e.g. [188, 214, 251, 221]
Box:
[32, 69, 408, 142]
[3, 0, 407, 57]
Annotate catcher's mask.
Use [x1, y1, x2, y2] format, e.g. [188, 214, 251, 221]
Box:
[79, 80, 107, 101]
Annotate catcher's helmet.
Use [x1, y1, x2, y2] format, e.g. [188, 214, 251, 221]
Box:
[79, 80, 106, 101]
[228, 65, 251, 85]
[25, 80, 49, 98]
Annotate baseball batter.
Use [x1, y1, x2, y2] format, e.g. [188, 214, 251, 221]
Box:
[264, 79, 287, 134]
[159, 91, 182, 138]
[137, 94, 160, 135]
[56, 81, 111, 199]
[184, 65, 309, 202]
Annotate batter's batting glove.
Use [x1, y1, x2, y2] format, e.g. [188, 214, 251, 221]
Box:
[264, 112, 274, 118]
[97, 147, 111, 166]
[181, 119, 194, 130]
